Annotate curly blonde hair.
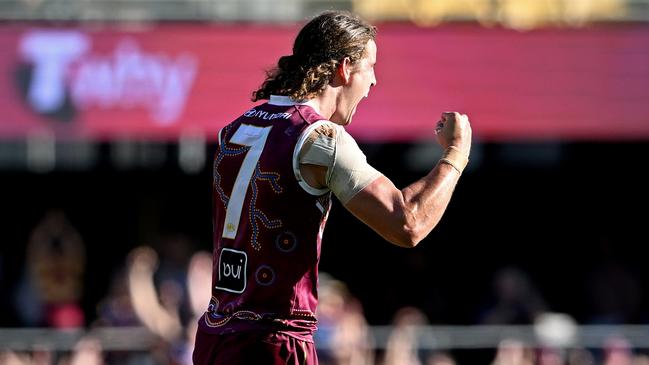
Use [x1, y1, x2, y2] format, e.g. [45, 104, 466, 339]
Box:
[252, 11, 376, 102]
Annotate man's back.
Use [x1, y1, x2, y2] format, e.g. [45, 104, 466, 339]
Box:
[200, 99, 331, 339]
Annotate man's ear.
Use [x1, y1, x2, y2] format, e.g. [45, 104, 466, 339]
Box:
[337, 57, 352, 84]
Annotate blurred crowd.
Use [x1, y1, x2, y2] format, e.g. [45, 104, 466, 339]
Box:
[1, 210, 648, 365]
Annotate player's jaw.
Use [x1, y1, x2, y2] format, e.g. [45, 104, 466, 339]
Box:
[344, 94, 367, 125]
[331, 92, 366, 126]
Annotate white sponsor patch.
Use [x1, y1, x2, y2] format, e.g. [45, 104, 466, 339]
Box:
[215, 248, 247, 294]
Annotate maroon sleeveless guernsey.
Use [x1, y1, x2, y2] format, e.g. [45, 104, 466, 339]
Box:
[198, 101, 332, 340]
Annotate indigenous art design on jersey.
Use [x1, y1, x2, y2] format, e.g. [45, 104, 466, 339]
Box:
[213, 124, 283, 251]
[202, 100, 331, 339]
[247, 164, 282, 250]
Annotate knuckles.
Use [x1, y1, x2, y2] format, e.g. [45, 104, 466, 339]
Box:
[441, 112, 471, 128]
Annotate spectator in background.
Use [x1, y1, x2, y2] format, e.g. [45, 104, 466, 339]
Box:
[316, 273, 374, 365]
[566, 347, 596, 365]
[93, 238, 210, 365]
[383, 306, 455, 365]
[127, 245, 183, 363]
[490, 339, 535, 365]
[426, 352, 456, 365]
[154, 234, 196, 325]
[0, 350, 49, 365]
[184, 250, 213, 363]
[0, 336, 104, 365]
[126, 244, 212, 365]
[93, 268, 146, 365]
[480, 267, 553, 365]
[602, 336, 633, 365]
[14, 210, 86, 328]
[632, 354, 649, 365]
[94, 269, 139, 328]
[478, 266, 548, 325]
[68, 337, 105, 365]
[584, 238, 641, 325]
[534, 312, 580, 365]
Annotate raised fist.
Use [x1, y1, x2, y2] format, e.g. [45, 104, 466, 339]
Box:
[435, 112, 472, 157]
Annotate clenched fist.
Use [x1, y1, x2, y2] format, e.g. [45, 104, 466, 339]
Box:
[435, 112, 472, 157]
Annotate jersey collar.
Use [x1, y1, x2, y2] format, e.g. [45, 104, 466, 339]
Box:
[269, 95, 321, 116]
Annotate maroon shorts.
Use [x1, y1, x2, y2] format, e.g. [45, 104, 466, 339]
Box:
[193, 330, 318, 365]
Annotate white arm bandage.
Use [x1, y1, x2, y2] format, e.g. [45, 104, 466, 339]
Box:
[297, 121, 382, 204]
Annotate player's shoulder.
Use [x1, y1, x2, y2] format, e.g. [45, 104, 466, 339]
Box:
[310, 120, 339, 139]
[307, 120, 355, 140]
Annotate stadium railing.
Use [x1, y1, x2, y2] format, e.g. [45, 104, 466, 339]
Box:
[2, 325, 649, 351]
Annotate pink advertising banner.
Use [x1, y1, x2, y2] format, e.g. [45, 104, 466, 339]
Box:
[0, 23, 647, 142]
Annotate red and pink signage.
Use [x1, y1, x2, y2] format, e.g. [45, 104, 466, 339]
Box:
[0, 23, 647, 142]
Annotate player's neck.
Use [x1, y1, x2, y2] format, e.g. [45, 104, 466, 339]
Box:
[309, 86, 340, 124]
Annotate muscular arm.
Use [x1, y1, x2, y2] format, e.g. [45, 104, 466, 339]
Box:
[299, 112, 470, 248]
[344, 163, 460, 248]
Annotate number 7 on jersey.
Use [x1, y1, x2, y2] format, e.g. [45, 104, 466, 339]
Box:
[222, 124, 273, 239]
